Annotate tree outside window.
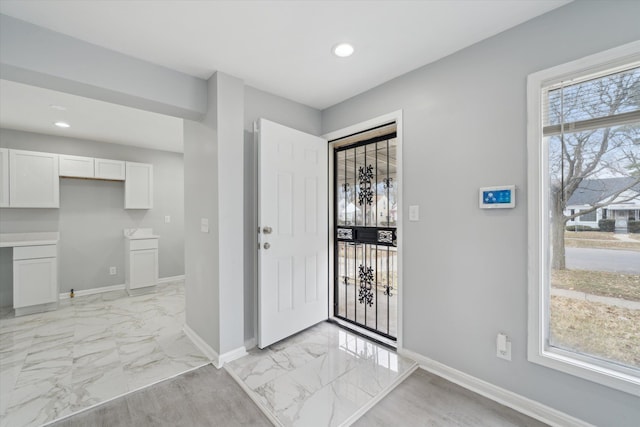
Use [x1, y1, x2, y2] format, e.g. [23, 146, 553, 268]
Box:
[545, 65, 640, 371]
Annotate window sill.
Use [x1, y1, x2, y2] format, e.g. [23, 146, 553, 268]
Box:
[528, 347, 640, 397]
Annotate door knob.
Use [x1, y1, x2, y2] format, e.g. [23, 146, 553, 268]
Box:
[263, 226, 273, 234]
[263, 242, 271, 249]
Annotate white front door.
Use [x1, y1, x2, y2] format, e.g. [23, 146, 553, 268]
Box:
[614, 210, 628, 229]
[257, 119, 328, 348]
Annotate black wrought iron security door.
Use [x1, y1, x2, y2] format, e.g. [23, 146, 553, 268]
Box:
[334, 132, 398, 340]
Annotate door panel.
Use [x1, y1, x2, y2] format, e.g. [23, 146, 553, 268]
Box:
[258, 119, 328, 348]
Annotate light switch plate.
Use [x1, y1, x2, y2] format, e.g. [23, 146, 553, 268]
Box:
[409, 205, 419, 221]
[200, 218, 209, 233]
[164, 215, 171, 223]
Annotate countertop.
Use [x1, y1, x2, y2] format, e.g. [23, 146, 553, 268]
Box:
[123, 228, 159, 240]
[0, 232, 60, 247]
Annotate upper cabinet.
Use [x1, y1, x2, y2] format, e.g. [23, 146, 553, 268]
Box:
[59, 154, 94, 178]
[59, 155, 126, 181]
[95, 158, 125, 180]
[9, 149, 59, 208]
[125, 162, 153, 209]
[0, 148, 8, 207]
[1, 148, 150, 209]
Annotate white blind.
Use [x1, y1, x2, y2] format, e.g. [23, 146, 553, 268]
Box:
[543, 65, 640, 137]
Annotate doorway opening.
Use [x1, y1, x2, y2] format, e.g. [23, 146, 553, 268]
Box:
[331, 122, 399, 344]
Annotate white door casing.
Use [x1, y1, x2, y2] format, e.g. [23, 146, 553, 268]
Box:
[258, 119, 328, 349]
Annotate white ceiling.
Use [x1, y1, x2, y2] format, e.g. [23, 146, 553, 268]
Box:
[0, 0, 571, 152]
[0, 80, 184, 153]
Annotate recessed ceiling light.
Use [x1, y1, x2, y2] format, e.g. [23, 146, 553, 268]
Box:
[333, 43, 354, 58]
[54, 121, 70, 128]
[49, 104, 67, 111]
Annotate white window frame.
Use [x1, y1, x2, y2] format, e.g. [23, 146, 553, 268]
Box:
[527, 41, 640, 397]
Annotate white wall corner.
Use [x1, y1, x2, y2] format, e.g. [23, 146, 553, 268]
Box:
[398, 348, 594, 427]
[244, 337, 257, 351]
[183, 323, 220, 367]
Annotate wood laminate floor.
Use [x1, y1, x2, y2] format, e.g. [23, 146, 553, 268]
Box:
[355, 368, 548, 427]
[47, 364, 272, 427]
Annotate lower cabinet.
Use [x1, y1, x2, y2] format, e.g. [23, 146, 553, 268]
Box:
[13, 245, 58, 310]
[125, 238, 158, 294]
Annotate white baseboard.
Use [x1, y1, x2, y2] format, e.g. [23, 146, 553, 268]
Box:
[157, 275, 185, 284]
[184, 323, 220, 366]
[398, 348, 593, 427]
[58, 276, 184, 300]
[59, 284, 125, 300]
[183, 323, 247, 368]
[219, 346, 248, 366]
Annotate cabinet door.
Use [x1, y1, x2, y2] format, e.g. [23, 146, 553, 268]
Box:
[13, 257, 58, 308]
[59, 154, 94, 178]
[125, 162, 153, 209]
[129, 249, 158, 289]
[9, 149, 59, 208]
[0, 148, 8, 207]
[95, 158, 125, 180]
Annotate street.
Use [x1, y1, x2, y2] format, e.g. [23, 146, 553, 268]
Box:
[566, 247, 640, 274]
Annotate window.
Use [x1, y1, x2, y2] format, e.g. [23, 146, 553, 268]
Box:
[527, 41, 640, 396]
[579, 210, 597, 222]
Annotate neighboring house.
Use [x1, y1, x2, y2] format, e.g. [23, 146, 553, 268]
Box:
[565, 177, 640, 232]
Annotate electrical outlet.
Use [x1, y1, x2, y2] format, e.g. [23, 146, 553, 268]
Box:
[109, 266, 117, 275]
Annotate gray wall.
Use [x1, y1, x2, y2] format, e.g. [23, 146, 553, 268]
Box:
[0, 14, 206, 120]
[0, 129, 184, 306]
[184, 113, 220, 352]
[242, 86, 322, 344]
[321, 1, 640, 426]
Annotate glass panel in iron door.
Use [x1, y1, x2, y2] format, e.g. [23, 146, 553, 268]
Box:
[334, 132, 398, 340]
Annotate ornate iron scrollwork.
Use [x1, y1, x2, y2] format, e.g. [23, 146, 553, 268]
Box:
[358, 264, 374, 307]
[358, 164, 374, 206]
[383, 177, 393, 189]
[378, 230, 393, 244]
[384, 284, 393, 297]
[337, 228, 353, 240]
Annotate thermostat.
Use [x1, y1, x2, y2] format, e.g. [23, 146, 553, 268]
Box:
[479, 185, 515, 209]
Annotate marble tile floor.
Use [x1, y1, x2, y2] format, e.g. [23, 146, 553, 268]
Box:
[225, 322, 418, 427]
[0, 281, 209, 427]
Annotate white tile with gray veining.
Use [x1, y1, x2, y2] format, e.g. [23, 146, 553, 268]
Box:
[0, 281, 209, 427]
[226, 323, 417, 427]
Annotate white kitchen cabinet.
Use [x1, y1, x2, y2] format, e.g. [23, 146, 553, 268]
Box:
[95, 158, 125, 180]
[9, 149, 59, 208]
[0, 148, 8, 207]
[125, 162, 153, 209]
[59, 154, 94, 178]
[125, 236, 158, 295]
[13, 244, 58, 313]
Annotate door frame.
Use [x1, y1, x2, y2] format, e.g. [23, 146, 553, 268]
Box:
[323, 110, 404, 350]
